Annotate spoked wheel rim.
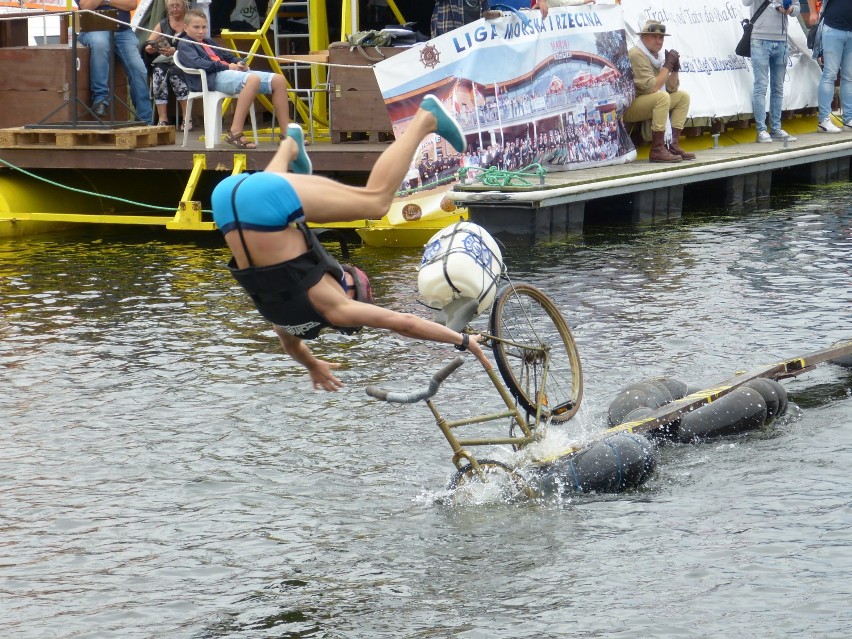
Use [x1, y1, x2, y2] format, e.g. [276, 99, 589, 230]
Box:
[489, 282, 583, 422]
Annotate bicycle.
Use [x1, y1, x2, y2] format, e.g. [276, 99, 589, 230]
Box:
[366, 279, 583, 502]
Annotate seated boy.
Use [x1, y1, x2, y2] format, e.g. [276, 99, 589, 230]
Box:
[176, 9, 289, 148]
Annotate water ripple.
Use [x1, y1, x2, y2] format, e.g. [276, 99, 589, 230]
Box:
[1, 189, 851, 638]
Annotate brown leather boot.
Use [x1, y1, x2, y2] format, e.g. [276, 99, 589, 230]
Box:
[649, 130, 682, 163]
[669, 128, 696, 160]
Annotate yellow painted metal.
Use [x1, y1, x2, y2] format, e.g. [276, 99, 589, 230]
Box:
[309, 0, 330, 123]
[340, 0, 356, 38]
[222, 0, 328, 127]
[385, 0, 405, 25]
[168, 153, 215, 230]
[220, 0, 325, 131]
[3, 212, 175, 225]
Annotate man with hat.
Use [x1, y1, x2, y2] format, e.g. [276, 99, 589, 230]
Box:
[623, 20, 696, 163]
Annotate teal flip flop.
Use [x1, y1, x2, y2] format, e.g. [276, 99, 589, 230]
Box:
[286, 123, 312, 175]
[421, 94, 467, 153]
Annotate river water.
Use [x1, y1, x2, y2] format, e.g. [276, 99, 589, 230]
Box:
[1, 183, 851, 638]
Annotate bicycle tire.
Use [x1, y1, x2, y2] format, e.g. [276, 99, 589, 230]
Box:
[448, 459, 536, 504]
[489, 283, 583, 422]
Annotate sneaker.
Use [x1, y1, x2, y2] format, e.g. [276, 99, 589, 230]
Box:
[769, 129, 796, 142]
[92, 101, 108, 118]
[286, 123, 312, 175]
[818, 118, 842, 133]
[845, 120, 852, 130]
[420, 94, 467, 153]
[756, 130, 772, 143]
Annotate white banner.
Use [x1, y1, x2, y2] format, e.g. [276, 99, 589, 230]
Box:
[619, 0, 819, 115]
[375, 4, 637, 183]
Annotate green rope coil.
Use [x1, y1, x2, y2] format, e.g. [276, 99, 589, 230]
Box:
[457, 163, 547, 188]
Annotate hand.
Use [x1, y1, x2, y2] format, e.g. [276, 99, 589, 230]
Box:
[663, 49, 680, 72]
[466, 334, 492, 371]
[532, 0, 548, 19]
[307, 358, 344, 391]
[807, 13, 819, 26]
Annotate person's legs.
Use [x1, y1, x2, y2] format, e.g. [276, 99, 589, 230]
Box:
[78, 30, 110, 106]
[818, 25, 844, 123]
[840, 29, 852, 124]
[115, 29, 153, 123]
[623, 92, 671, 131]
[256, 72, 290, 135]
[767, 41, 787, 134]
[668, 91, 690, 130]
[283, 101, 459, 222]
[152, 67, 169, 122]
[750, 39, 770, 133]
[231, 73, 260, 139]
[166, 69, 191, 123]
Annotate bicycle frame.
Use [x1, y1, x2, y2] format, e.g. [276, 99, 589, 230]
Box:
[428, 331, 552, 475]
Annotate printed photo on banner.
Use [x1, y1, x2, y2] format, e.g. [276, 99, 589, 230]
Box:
[374, 3, 638, 194]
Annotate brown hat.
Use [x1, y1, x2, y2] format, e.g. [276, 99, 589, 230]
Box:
[638, 20, 670, 36]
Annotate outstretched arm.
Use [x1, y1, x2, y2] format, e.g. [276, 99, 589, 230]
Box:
[273, 325, 344, 391]
[320, 295, 493, 371]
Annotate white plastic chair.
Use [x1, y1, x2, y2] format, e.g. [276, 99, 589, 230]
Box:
[174, 49, 258, 150]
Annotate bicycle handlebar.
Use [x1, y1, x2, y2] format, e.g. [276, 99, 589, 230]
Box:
[365, 357, 465, 403]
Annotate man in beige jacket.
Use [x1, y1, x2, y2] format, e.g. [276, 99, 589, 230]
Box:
[622, 20, 696, 163]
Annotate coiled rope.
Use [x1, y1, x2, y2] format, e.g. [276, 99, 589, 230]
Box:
[457, 164, 547, 188]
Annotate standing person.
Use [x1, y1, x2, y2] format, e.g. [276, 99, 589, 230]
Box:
[431, 0, 488, 38]
[622, 20, 696, 163]
[743, 0, 799, 143]
[176, 9, 289, 149]
[142, 0, 191, 128]
[210, 95, 491, 391]
[808, 0, 852, 132]
[76, 0, 154, 123]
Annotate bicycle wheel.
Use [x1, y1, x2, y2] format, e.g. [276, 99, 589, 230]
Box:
[489, 283, 583, 422]
[448, 460, 536, 504]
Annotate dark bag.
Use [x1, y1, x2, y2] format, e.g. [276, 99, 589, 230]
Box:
[735, 20, 754, 57]
[806, 22, 820, 49]
[735, 0, 771, 58]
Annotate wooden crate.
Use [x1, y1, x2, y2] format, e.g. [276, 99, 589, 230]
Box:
[0, 125, 174, 149]
[328, 42, 405, 143]
[0, 45, 129, 128]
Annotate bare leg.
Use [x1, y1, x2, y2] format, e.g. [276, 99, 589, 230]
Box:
[230, 73, 260, 140]
[265, 137, 298, 173]
[286, 107, 442, 222]
[156, 103, 169, 123]
[270, 75, 290, 136]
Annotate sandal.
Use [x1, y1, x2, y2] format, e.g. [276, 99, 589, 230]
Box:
[224, 131, 257, 149]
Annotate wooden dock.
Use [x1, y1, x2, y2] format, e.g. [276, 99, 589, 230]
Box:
[1, 118, 851, 244]
[451, 122, 852, 244]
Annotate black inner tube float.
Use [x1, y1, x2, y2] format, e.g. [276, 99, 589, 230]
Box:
[534, 376, 789, 496]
